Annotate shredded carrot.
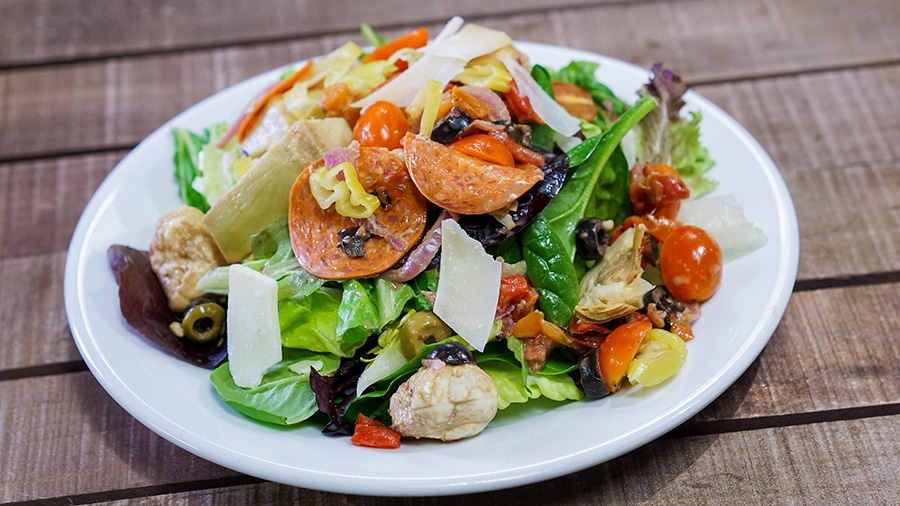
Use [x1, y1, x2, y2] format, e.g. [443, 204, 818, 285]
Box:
[236, 59, 315, 142]
[361, 27, 428, 64]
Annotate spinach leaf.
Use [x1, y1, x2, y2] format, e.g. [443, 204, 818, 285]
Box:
[531, 64, 555, 96]
[409, 269, 439, 311]
[541, 96, 657, 260]
[172, 127, 211, 212]
[583, 145, 631, 225]
[520, 214, 580, 327]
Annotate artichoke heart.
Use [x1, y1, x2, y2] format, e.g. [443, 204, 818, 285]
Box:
[575, 225, 654, 323]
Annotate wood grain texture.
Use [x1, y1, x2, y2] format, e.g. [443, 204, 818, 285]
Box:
[2, 0, 898, 502]
[3, 0, 900, 161]
[0, 0, 610, 66]
[2, 283, 899, 501]
[0, 252, 80, 370]
[0, 372, 238, 503]
[2, 369, 895, 504]
[695, 283, 900, 421]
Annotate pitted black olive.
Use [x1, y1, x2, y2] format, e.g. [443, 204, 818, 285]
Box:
[337, 226, 372, 258]
[579, 348, 611, 399]
[575, 218, 611, 260]
[430, 108, 472, 144]
[425, 341, 475, 365]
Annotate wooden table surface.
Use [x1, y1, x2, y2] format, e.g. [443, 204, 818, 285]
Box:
[2, 1, 899, 504]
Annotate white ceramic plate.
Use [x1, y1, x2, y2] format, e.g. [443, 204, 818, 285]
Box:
[64, 42, 798, 496]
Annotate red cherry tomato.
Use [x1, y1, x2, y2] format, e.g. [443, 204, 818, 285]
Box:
[353, 101, 409, 150]
[448, 133, 516, 167]
[659, 225, 723, 302]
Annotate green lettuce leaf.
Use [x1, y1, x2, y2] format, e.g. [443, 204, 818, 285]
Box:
[279, 290, 367, 357]
[194, 216, 325, 300]
[668, 110, 717, 196]
[633, 64, 717, 197]
[479, 339, 582, 409]
[374, 278, 415, 329]
[191, 122, 239, 206]
[209, 348, 340, 425]
[336, 279, 380, 344]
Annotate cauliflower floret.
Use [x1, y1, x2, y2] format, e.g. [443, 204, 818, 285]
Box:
[149, 205, 226, 312]
[389, 361, 498, 441]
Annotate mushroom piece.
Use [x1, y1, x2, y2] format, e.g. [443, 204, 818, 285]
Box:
[388, 343, 499, 441]
[149, 205, 226, 312]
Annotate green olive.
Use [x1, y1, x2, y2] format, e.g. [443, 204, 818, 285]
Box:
[400, 311, 452, 359]
[181, 301, 226, 344]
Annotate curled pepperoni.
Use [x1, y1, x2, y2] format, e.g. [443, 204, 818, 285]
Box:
[289, 147, 427, 280]
[403, 132, 543, 215]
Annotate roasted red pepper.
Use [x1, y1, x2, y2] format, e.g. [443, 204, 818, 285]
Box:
[349, 414, 402, 449]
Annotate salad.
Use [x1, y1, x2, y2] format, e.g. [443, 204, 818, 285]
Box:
[108, 17, 766, 448]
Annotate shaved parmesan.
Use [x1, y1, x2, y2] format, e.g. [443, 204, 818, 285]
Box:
[503, 57, 581, 136]
[227, 264, 282, 388]
[352, 22, 513, 110]
[433, 219, 502, 352]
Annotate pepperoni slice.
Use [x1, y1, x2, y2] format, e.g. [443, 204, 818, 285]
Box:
[289, 147, 427, 280]
[403, 132, 544, 215]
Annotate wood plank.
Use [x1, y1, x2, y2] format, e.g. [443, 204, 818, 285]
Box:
[554, 0, 900, 82]
[4, 0, 899, 78]
[695, 66, 900, 180]
[2, 372, 896, 503]
[0, 372, 238, 503]
[0, 0, 608, 66]
[695, 282, 900, 421]
[3, 1, 900, 160]
[0, 152, 119, 259]
[784, 160, 900, 280]
[0, 252, 81, 370]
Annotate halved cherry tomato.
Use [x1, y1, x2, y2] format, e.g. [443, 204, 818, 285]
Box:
[353, 100, 410, 150]
[449, 134, 515, 167]
[551, 81, 597, 121]
[659, 225, 723, 302]
[599, 320, 653, 393]
[361, 27, 429, 64]
[350, 414, 401, 449]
